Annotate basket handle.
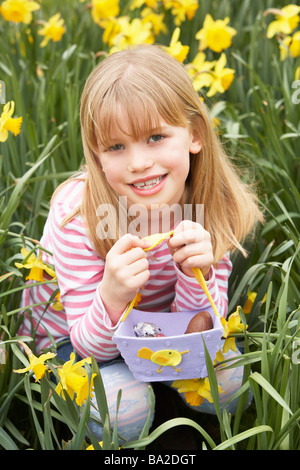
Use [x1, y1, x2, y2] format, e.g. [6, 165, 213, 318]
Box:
[121, 231, 220, 322]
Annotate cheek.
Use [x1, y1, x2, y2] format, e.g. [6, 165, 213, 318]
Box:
[99, 159, 121, 184]
[168, 149, 190, 177]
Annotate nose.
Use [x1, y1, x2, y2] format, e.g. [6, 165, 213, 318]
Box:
[127, 144, 153, 173]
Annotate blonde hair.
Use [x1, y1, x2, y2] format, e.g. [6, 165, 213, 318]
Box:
[56, 44, 263, 262]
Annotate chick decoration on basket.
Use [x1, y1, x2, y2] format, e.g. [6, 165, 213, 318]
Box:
[137, 347, 189, 374]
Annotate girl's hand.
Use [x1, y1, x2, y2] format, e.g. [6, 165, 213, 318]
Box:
[99, 234, 151, 325]
[168, 220, 214, 278]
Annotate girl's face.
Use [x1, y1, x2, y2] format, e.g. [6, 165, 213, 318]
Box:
[96, 108, 202, 210]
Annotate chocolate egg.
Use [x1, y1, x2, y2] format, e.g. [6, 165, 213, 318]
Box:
[184, 311, 213, 334]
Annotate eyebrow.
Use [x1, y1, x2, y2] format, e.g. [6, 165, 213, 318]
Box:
[108, 124, 168, 143]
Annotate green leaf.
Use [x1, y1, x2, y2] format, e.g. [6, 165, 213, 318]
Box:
[0, 426, 19, 450]
[249, 372, 293, 415]
[213, 425, 273, 450]
[122, 417, 216, 450]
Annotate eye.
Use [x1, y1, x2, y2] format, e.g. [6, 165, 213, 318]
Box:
[148, 134, 164, 143]
[108, 143, 124, 152]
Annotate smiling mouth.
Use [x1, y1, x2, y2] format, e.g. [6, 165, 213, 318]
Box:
[130, 175, 166, 189]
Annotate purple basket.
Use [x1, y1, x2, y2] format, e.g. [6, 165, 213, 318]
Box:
[113, 308, 223, 382]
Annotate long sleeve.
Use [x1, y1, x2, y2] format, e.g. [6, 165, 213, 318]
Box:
[47, 189, 121, 361]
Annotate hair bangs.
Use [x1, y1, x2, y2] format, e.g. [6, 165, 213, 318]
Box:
[94, 70, 189, 150]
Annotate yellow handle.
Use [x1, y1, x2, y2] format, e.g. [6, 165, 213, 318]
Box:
[191, 267, 219, 318]
[121, 295, 140, 322]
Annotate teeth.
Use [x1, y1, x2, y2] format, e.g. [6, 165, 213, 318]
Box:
[132, 175, 164, 189]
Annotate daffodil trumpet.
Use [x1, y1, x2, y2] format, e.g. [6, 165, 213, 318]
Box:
[121, 230, 220, 322]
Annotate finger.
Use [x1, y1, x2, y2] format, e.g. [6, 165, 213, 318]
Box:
[179, 252, 214, 271]
[169, 227, 208, 248]
[110, 234, 152, 255]
[172, 239, 212, 261]
[127, 256, 149, 276]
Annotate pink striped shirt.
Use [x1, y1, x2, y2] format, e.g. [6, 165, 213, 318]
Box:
[19, 178, 232, 361]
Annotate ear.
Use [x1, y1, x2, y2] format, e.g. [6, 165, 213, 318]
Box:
[189, 134, 202, 154]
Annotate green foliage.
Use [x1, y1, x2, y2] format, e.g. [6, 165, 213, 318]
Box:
[0, 0, 299, 450]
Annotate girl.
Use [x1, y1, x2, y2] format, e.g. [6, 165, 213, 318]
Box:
[19, 44, 263, 442]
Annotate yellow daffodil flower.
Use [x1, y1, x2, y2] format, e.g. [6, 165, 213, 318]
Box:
[221, 307, 247, 353]
[196, 14, 237, 53]
[214, 349, 225, 364]
[186, 51, 215, 92]
[162, 27, 189, 62]
[243, 291, 258, 314]
[0, 0, 40, 24]
[141, 8, 167, 36]
[130, 0, 160, 10]
[266, 5, 300, 39]
[100, 17, 122, 46]
[38, 13, 66, 48]
[296, 66, 300, 80]
[243, 291, 267, 313]
[172, 376, 224, 406]
[52, 292, 64, 311]
[55, 353, 96, 406]
[14, 341, 56, 381]
[221, 308, 246, 338]
[91, 0, 120, 26]
[222, 337, 237, 353]
[280, 31, 300, 60]
[206, 53, 235, 97]
[15, 247, 56, 282]
[0, 101, 22, 142]
[86, 441, 121, 450]
[163, 0, 198, 26]
[109, 17, 154, 53]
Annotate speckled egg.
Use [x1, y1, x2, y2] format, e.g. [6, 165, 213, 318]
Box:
[184, 311, 213, 334]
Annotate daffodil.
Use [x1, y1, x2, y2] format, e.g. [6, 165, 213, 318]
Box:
[100, 17, 122, 46]
[15, 247, 56, 282]
[55, 353, 96, 406]
[206, 53, 235, 97]
[186, 51, 215, 92]
[163, 0, 198, 26]
[86, 441, 121, 450]
[0, 101, 22, 142]
[221, 307, 247, 353]
[52, 292, 64, 311]
[243, 291, 267, 313]
[243, 291, 258, 314]
[214, 349, 225, 364]
[280, 31, 300, 60]
[0, 0, 40, 24]
[109, 17, 154, 53]
[172, 376, 224, 406]
[130, 0, 160, 9]
[141, 8, 167, 36]
[161, 27, 189, 62]
[38, 13, 66, 48]
[196, 14, 237, 53]
[14, 341, 56, 381]
[91, 0, 120, 26]
[266, 5, 300, 39]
